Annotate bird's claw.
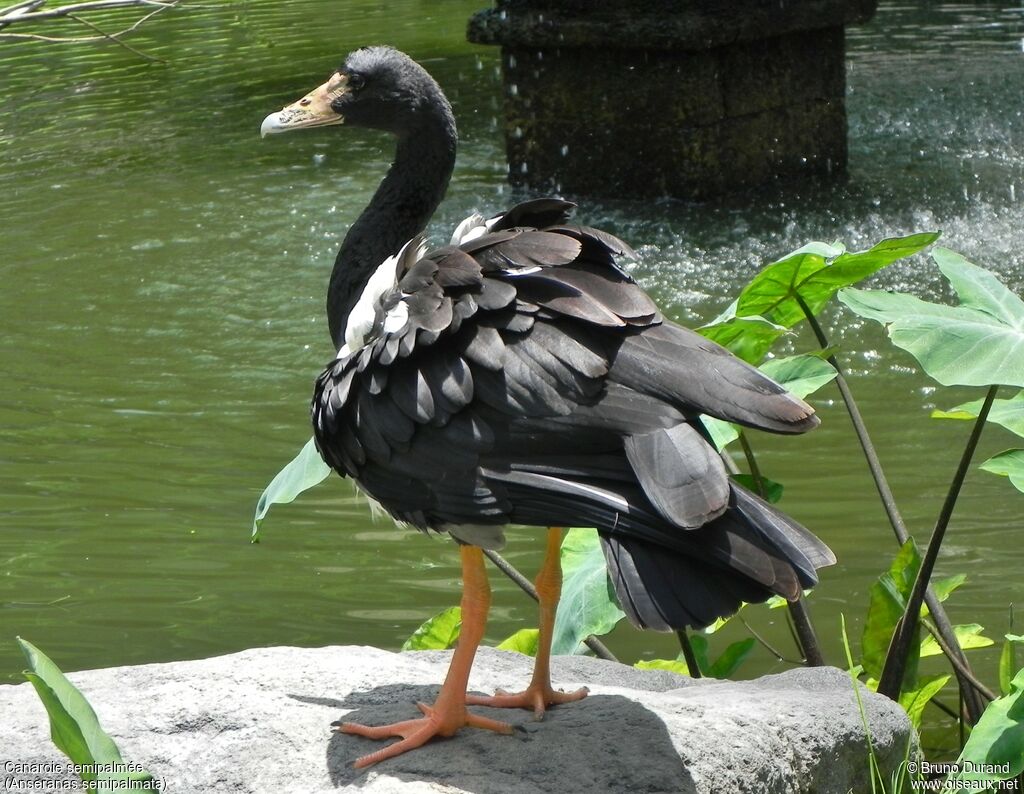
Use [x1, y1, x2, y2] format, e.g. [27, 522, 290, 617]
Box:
[466, 682, 589, 719]
[334, 701, 512, 768]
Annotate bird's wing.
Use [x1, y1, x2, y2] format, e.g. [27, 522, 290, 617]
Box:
[312, 205, 817, 544]
[311, 219, 648, 529]
[312, 204, 833, 624]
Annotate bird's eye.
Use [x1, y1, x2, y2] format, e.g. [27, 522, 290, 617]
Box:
[347, 73, 365, 91]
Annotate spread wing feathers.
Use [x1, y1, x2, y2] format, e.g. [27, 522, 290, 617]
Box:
[609, 321, 820, 434]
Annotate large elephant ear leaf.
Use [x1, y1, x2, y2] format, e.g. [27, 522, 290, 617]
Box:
[736, 232, 939, 328]
[953, 667, 1024, 787]
[698, 300, 787, 364]
[839, 248, 1024, 388]
[979, 449, 1024, 494]
[551, 528, 625, 655]
[934, 247, 1024, 327]
[932, 390, 1024, 439]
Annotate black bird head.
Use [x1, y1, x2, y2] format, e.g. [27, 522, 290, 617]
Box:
[261, 46, 452, 139]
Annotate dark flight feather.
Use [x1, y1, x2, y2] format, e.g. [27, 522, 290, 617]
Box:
[489, 197, 577, 231]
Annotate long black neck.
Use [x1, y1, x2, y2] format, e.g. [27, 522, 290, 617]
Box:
[327, 113, 456, 348]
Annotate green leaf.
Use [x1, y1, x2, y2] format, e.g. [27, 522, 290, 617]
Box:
[702, 603, 745, 634]
[702, 592, 803, 634]
[634, 658, 691, 676]
[839, 248, 1024, 388]
[929, 573, 967, 606]
[861, 540, 921, 684]
[708, 638, 756, 679]
[730, 473, 783, 503]
[401, 606, 461, 651]
[18, 638, 156, 791]
[698, 310, 787, 364]
[979, 449, 1024, 493]
[703, 416, 740, 451]
[936, 247, 1024, 327]
[920, 624, 993, 658]
[899, 674, 951, 729]
[954, 667, 1024, 784]
[701, 354, 836, 451]
[757, 355, 838, 398]
[496, 629, 539, 656]
[933, 390, 1024, 439]
[552, 529, 626, 655]
[999, 636, 1022, 696]
[737, 233, 939, 328]
[688, 634, 710, 675]
[252, 437, 332, 541]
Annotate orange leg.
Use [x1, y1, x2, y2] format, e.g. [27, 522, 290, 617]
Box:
[335, 545, 513, 768]
[466, 527, 588, 719]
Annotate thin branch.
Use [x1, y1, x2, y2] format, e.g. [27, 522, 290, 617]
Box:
[737, 613, 804, 665]
[0, 0, 45, 18]
[928, 696, 960, 721]
[921, 618, 998, 703]
[796, 294, 986, 723]
[0, 0, 182, 56]
[481, 548, 619, 663]
[483, 548, 539, 603]
[67, 10, 163, 60]
[0, 0, 173, 25]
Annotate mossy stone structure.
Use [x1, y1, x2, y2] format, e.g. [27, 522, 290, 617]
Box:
[467, 0, 877, 199]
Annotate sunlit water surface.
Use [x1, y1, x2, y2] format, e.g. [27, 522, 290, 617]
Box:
[2, 0, 1024, 756]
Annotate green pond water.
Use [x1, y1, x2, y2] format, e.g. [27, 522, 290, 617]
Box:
[2, 0, 1024, 756]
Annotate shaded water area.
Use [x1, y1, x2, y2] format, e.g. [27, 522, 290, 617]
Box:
[2, 0, 1024, 756]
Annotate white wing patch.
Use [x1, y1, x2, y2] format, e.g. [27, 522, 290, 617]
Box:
[449, 211, 501, 246]
[381, 300, 409, 334]
[339, 236, 426, 358]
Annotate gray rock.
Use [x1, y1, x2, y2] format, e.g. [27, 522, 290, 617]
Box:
[0, 645, 913, 793]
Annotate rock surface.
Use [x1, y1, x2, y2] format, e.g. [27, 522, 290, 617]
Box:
[0, 645, 913, 793]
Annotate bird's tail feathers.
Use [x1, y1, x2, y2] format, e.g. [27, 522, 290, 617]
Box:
[602, 483, 835, 632]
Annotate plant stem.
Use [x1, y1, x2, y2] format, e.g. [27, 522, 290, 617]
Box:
[738, 431, 766, 496]
[789, 596, 826, 666]
[676, 629, 702, 677]
[928, 697, 959, 721]
[481, 548, 618, 662]
[797, 296, 908, 538]
[728, 435, 824, 665]
[877, 385, 999, 703]
[796, 295, 986, 723]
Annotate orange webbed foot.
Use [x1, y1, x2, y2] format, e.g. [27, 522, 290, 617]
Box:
[334, 701, 513, 768]
[466, 682, 589, 720]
